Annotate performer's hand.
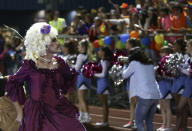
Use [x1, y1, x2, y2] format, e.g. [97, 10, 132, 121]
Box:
[16, 112, 23, 123]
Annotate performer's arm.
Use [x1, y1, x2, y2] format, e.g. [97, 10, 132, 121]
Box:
[13, 101, 23, 123]
[94, 61, 109, 78]
[122, 61, 135, 79]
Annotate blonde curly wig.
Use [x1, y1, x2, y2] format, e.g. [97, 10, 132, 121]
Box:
[24, 22, 58, 63]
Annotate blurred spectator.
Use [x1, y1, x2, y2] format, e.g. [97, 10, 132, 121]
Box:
[158, 7, 172, 32]
[148, 7, 158, 30]
[88, 17, 102, 42]
[186, 6, 192, 32]
[170, 4, 187, 32]
[49, 10, 67, 33]
[49, 10, 67, 44]
[0, 34, 5, 54]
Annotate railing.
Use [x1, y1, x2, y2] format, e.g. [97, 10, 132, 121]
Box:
[58, 33, 192, 40]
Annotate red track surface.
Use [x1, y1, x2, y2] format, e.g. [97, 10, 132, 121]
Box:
[84, 106, 192, 131]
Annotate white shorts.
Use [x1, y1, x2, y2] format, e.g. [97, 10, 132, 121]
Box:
[79, 84, 88, 90]
[103, 89, 110, 95]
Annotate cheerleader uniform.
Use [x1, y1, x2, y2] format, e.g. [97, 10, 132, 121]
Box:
[158, 79, 172, 99]
[73, 54, 91, 90]
[171, 54, 189, 94]
[181, 57, 192, 98]
[94, 60, 111, 94]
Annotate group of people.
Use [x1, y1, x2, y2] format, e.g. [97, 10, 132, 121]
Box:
[0, 0, 192, 131]
[45, 0, 192, 40]
[0, 22, 192, 131]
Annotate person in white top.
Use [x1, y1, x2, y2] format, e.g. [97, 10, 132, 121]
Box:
[94, 47, 112, 127]
[122, 39, 141, 129]
[60, 40, 77, 103]
[72, 40, 92, 123]
[175, 39, 192, 131]
[122, 48, 161, 131]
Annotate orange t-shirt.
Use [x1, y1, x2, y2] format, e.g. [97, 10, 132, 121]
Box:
[171, 13, 187, 31]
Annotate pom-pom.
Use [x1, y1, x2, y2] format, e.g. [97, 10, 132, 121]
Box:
[112, 50, 127, 65]
[109, 64, 124, 86]
[159, 53, 185, 77]
[82, 62, 102, 78]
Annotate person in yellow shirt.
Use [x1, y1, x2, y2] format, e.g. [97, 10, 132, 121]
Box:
[49, 11, 67, 45]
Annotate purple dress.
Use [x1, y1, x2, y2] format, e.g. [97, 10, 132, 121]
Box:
[5, 57, 86, 131]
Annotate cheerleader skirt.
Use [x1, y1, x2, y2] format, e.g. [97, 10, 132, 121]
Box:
[76, 72, 91, 89]
[158, 79, 172, 99]
[182, 76, 192, 98]
[97, 77, 110, 94]
[171, 75, 186, 94]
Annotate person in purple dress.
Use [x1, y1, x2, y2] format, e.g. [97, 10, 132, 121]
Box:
[4, 22, 86, 131]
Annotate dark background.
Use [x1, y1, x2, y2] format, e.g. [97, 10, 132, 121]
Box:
[0, 0, 135, 35]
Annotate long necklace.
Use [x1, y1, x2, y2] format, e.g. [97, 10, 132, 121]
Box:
[39, 57, 53, 63]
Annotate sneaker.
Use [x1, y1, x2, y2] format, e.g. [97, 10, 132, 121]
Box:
[95, 122, 108, 127]
[123, 121, 133, 128]
[161, 128, 171, 131]
[157, 126, 165, 131]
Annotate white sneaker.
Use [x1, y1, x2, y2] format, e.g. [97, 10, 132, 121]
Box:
[157, 126, 164, 131]
[161, 128, 171, 131]
[123, 121, 133, 128]
[95, 122, 108, 127]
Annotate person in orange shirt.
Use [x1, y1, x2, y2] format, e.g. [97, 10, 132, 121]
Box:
[171, 4, 187, 32]
[169, 4, 187, 43]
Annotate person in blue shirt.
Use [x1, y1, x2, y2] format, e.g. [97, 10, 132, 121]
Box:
[122, 48, 161, 131]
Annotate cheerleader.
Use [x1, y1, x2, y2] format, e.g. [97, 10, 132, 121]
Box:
[123, 39, 141, 129]
[175, 39, 192, 131]
[73, 39, 91, 123]
[61, 40, 78, 103]
[94, 47, 112, 127]
[61, 40, 77, 64]
[157, 46, 173, 131]
[122, 48, 161, 131]
[171, 39, 188, 130]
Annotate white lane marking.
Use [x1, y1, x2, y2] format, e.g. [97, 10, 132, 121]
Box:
[90, 113, 192, 129]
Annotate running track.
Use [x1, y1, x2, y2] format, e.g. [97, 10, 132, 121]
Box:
[84, 106, 192, 131]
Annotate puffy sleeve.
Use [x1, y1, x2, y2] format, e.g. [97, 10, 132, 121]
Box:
[5, 60, 31, 105]
[57, 57, 78, 92]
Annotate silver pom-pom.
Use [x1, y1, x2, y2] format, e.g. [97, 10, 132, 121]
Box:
[165, 53, 185, 76]
[117, 56, 129, 64]
[109, 64, 124, 86]
[66, 55, 77, 65]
